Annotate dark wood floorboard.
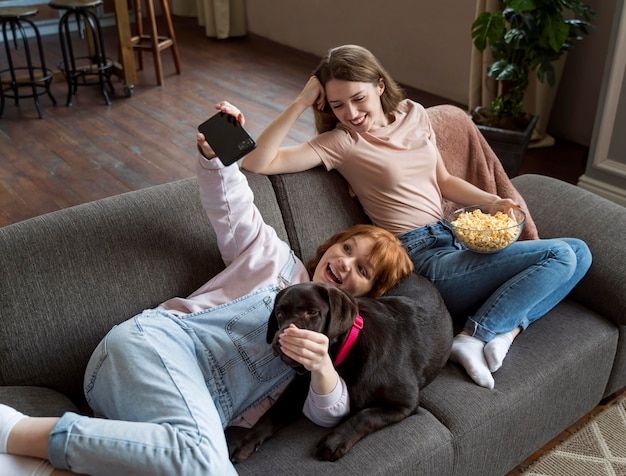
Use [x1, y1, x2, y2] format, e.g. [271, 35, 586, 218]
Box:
[0, 16, 587, 227]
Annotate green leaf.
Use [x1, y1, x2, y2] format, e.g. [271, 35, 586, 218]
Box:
[506, 0, 537, 12]
[491, 63, 522, 82]
[542, 14, 569, 52]
[472, 12, 505, 51]
[537, 62, 556, 86]
[504, 28, 527, 48]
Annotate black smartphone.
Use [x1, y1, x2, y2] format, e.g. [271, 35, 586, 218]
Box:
[198, 112, 257, 166]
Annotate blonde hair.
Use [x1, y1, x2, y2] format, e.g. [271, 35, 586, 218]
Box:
[306, 224, 413, 298]
[312, 45, 405, 134]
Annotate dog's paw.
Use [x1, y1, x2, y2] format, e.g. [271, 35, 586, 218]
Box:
[316, 431, 352, 461]
[229, 436, 262, 463]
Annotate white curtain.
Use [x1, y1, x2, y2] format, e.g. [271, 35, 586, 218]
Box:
[469, 0, 566, 145]
[171, 0, 247, 39]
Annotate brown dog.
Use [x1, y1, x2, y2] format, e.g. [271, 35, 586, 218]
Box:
[229, 273, 452, 462]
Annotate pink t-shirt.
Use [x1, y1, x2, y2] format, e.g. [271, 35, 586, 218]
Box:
[309, 100, 443, 236]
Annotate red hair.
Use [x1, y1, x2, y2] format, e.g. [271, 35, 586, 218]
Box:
[306, 224, 413, 298]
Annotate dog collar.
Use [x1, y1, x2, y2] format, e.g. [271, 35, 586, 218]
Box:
[334, 314, 364, 366]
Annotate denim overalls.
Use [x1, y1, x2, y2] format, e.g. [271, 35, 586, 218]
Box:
[48, 254, 299, 475]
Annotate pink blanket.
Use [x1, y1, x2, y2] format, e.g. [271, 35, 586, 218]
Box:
[427, 105, 539, 241]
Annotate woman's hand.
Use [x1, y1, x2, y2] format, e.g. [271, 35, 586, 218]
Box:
[196, 101, 247, 159]
[196, 132, 216, 160]
[214, 101, 245, 125]
[278, 324, 338, 395]
[297, 76, 326, 111]
[489, 197, 526, 223]
[493, 197, 518, 208]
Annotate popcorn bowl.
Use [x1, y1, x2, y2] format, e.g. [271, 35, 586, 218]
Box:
[447, 204, 526, 253]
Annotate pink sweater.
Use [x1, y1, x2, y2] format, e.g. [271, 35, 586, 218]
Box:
[158, 156, 348, 428]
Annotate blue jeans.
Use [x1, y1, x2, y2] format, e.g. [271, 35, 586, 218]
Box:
[398, 222, 592, 342]
[48, 255, 298, 475]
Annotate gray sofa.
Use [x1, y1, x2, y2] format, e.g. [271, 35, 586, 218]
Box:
[1, 164, 625, 475]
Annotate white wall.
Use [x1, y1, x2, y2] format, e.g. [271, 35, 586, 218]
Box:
[245, 0, 474, 105]
[245, 0, 615, 147]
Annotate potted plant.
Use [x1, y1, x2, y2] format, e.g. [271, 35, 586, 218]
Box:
[470, 0, 596, 176]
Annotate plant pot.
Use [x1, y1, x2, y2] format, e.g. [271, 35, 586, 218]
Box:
[471, 109, 539, 178]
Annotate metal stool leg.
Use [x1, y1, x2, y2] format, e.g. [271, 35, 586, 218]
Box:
[50, 0, 114, 107]
[57, 10, 75, 106]
[2, 20, 21, 107]
[30, 17, 57, 109]
[85, 9, 114, 104]
[0, 7, 56, 118]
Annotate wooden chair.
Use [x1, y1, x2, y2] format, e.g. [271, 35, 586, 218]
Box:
[131, 0, 181, 86]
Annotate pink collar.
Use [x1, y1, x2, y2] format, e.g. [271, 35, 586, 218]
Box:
[334, 314, 364, 366]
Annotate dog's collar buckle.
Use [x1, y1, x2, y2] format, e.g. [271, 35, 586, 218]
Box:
[334, 314, 363, 366]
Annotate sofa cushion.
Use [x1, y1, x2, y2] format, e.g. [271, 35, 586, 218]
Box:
[512, 174, 626, 327]
[0, 386, 80, 417]
[512, 174, 626, 398]
[270, 167, 370, 263]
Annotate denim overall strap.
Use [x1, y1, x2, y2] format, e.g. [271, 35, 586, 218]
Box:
[175, 251, 298, 425]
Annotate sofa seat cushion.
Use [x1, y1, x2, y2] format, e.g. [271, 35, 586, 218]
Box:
[229, 407, 454, 476]
[512, 174, 626, 397]
[419, 301, 617, 476]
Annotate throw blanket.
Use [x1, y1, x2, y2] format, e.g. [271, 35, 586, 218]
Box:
[427, 105, 539, 241]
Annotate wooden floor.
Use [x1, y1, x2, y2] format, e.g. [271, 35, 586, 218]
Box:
[0, 16, 588, 228]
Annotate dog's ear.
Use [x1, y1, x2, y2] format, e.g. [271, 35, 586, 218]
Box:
[266, 308, 279, 344]
[325, 286, 358, 339]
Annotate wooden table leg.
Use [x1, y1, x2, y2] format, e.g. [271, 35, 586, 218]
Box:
[113, 0, 136, 95]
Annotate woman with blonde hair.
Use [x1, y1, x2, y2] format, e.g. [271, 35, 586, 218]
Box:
[240, 44, 592, 390]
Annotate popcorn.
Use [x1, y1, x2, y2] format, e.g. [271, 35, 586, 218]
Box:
[450, 208, 522, 252]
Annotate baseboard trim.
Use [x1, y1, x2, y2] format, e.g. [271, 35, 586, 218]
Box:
[577, 174, 626, 207]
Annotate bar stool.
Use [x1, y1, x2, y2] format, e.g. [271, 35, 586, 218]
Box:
[131, 0, 181, 86]
[48, 0, 114, 106]
[0, 6, 56, 119]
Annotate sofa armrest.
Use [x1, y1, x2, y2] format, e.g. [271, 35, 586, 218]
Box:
[512, 174, 626, 327]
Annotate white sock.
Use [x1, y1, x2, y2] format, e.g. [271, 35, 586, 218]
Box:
[449, 334, 495, 389]
[484, 331, 515, 372]
[0, 454, 54, 476]
[0, 404, 27, 453]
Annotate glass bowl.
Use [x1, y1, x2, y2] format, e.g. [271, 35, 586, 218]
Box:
[447, 204, 526, 253]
